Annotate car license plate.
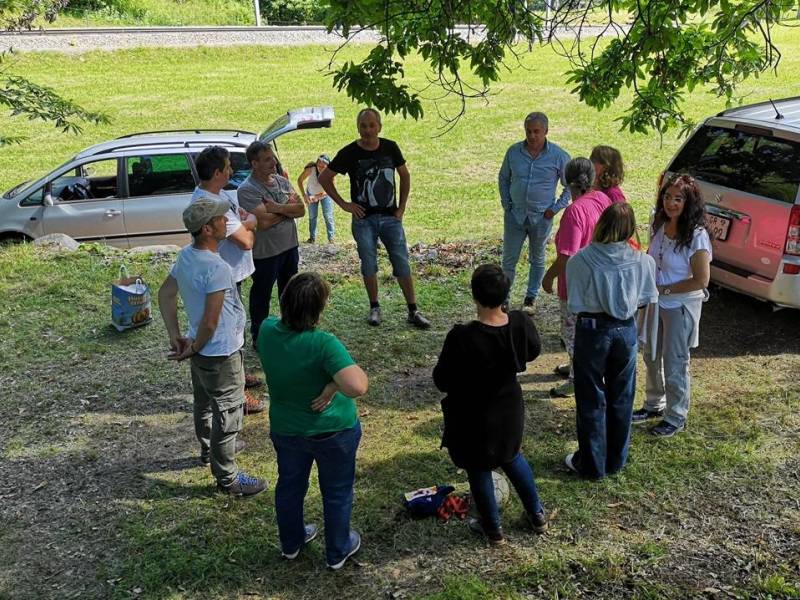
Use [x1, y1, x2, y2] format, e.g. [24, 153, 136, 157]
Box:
[706, 213, 731, 241]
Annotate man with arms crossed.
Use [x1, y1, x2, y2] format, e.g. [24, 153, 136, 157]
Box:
[319, 108, 430, 328]
[237, 142, 305, 346]
[499, 112, 571, 313]
[158, 197, 267, 497]
[192, 147, 265, 412]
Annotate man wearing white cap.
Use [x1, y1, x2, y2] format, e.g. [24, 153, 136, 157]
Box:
[158, 197, 267, 497]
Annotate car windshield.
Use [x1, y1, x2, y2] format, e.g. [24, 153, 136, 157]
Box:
[3, 180, 32, 199]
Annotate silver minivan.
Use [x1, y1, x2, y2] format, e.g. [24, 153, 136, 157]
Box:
[0, 106, 334, 248]
[659, 96, 800, 309]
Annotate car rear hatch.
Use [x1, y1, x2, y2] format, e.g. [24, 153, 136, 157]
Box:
[259, 106, 334, 143]
[667, 121, 800, 282]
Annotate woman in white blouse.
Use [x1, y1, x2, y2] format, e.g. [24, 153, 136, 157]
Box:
[633, 174, 712, 437]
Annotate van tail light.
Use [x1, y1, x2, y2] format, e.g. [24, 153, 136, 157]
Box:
[786, 205, 800, 256]
[784, 264, 800, 275]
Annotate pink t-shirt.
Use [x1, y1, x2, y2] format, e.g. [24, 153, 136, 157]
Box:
[555, 189, 613, 300]
[603, 185, 626, 204]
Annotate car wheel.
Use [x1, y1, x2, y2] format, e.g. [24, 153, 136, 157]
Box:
[0, 233, 32, 246]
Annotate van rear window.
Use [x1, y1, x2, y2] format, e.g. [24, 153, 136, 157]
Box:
[669, 125, 800, 204]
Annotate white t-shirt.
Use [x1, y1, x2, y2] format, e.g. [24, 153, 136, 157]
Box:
[648, 226, 712, 310]
[305, 166, 325, 196]
[170, 245, 246, 357]
[190, 187, 255, 283]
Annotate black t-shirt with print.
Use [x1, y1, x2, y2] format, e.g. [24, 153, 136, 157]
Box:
[328, 138, 405, 216]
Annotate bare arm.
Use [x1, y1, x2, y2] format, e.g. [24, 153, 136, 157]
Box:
[263, 182, 306, 218]
[333, 364, 369, 398]
[310, 364, 368, 412]
[659, 250, 711, 294]
[158, 275, 185, 352]
[542, 253, 569, 295]
[227, 224, 254, 251]
[396, 164, 410, 215]
[297, 167, 312, 204]
[247, 200, 286, 230]
[319, 168, 365, 218]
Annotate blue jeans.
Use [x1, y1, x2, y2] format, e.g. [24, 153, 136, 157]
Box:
[501, 211, 553, 300]
[351, 214, 411, 278]
[308, 196, 335, 241]
[249, 246, 299, 340]
[572, 314, 638, 479]
[466, 452, 543, 532]
[270, 422, 362, 565]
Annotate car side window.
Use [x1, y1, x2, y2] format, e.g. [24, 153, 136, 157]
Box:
[127, 154, 195, 197]
[20, 186, 44, 207]
[225, 151, 252, 190]
[671, 126, 800, 203]
[52, 158, 119, 202]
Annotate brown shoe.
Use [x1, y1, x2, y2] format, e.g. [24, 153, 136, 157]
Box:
[244, 390, 265, 415]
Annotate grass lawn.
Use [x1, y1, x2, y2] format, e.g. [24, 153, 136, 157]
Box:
[0, 239, 798, 600]
[3, 24, 800, 252]
[1, 28, 799, 600]
[43, 0, 257, 27]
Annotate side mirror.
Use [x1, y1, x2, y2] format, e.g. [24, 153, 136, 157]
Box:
[44, 192, 54, 207]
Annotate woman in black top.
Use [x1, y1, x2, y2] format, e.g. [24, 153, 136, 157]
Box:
[433, 264, 547, 544]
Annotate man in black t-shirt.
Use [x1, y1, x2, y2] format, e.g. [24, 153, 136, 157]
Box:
[319, 108, 430, 329]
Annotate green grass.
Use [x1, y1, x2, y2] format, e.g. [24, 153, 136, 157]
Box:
[1, 29, 800, 600]
[1, 240, 798, 600]
[3, 25, 800, 252]
[47, 0, 256, 27]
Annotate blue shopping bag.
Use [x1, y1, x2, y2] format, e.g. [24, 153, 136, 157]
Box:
[111, 265, 152, 332]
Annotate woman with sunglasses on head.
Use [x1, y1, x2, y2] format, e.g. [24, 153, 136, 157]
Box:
[633, 174, 712, 437]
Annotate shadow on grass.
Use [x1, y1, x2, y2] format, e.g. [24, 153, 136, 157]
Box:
[104, 449, 506, 600]
[695, 286, 800, 357]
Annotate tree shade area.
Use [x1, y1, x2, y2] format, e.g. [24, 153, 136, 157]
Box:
[324, 0, 795, 134]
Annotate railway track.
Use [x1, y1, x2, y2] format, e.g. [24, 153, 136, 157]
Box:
[0, 24, 617, 53]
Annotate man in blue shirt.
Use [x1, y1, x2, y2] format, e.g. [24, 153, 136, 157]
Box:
[498, 112, 571, 312]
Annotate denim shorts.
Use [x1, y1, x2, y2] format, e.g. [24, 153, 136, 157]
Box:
[351, 214, 411, 278]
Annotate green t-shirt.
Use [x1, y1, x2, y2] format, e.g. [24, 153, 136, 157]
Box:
[257, 317, 357, 436]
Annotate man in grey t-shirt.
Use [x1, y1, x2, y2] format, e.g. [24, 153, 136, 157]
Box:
[236, 142, 305, 344]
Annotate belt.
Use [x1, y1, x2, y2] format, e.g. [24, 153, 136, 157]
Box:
[577, 312, 634, 323]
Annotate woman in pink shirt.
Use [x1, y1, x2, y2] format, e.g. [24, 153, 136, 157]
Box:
[542, 157, 612, 398]
[590, 145, 626, 204]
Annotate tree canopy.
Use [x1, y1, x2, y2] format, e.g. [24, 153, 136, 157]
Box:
[0, 0, 107, 145]
[324, 0, 792, 135]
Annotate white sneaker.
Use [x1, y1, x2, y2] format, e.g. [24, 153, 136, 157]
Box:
[327, 531, 361, 570]
[564, 452, 579, 474]
[281, 524, 318, 560]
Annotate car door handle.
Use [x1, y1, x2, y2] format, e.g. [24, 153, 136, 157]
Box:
[105, 209, 122, 216]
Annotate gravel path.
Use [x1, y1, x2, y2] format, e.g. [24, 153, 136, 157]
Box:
[0, 25, 616, 54]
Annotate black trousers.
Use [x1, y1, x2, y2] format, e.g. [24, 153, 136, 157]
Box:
[249, 246, 299, 340]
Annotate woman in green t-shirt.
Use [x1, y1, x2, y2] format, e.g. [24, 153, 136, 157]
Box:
[257, 273, 368, 570]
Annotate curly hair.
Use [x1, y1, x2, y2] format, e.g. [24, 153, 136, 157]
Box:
[653, 173, 707, 251]
[590, 145, 625, 190]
